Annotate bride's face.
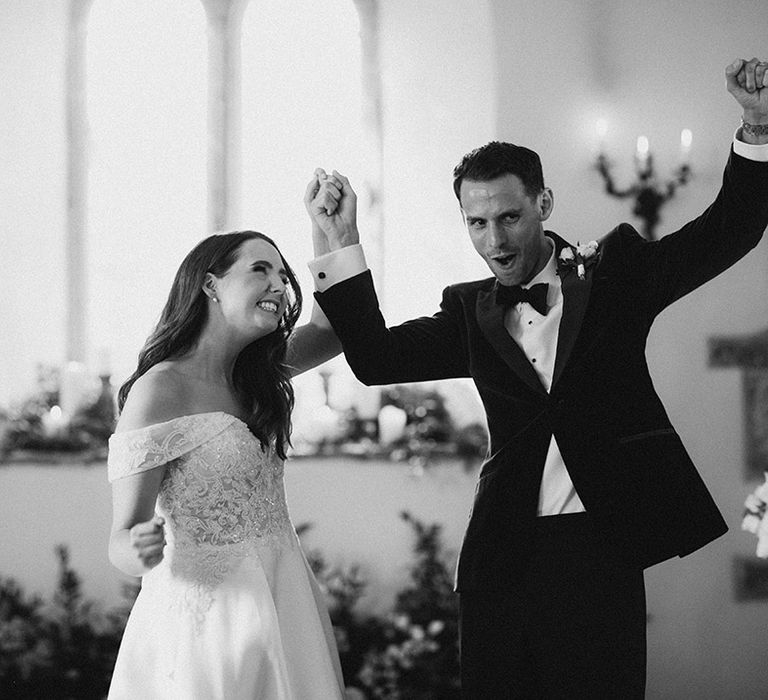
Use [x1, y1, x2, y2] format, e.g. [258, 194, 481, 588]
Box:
[210, 238, 290, 341]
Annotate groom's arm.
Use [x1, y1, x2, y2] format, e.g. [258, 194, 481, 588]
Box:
[303, 172, 469, 385]
[610, 59, 768, 317]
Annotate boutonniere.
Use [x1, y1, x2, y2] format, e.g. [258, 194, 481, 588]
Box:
[558, 240, 600, 280]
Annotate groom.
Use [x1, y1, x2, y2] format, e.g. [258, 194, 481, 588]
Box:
[305, 58, 768, 697]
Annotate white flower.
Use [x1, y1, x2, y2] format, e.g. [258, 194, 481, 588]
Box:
[576, 240, 599, 259]
[427, 620, 445, 636]
[744, 493, 766, 514]
[742, 512, 762, 535]
[754, 472, 768, 502]
[392, 613, 410, 631]
[410, 625, 425, 641]
[558, 241, 599, 280]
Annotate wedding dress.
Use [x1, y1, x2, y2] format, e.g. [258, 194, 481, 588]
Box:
[106, 412, 344, 699]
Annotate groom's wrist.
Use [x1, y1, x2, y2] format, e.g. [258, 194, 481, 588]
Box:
[309, 243, 367, 292]
[328, 227, 361, 251]
[740, 112, 768, 145]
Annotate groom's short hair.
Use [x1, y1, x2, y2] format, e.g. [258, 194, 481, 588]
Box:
[452, 141, 545, 202]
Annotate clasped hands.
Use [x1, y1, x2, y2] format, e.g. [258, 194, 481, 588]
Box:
[304, 168, 360, 254]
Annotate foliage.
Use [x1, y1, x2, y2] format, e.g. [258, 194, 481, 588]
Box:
[354, 512, 461, 699]
[302, 511, 461, 699]
[0, 545, 136, 699]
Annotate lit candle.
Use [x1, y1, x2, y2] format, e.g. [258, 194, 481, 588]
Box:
[595, 118, 608, 155]
[635, 135, 650, 172]
[354, 385, 381, 420]
[680, 128, 693, 164]
[41, 405, 67, 438]
[96, 347, 111, 377]
[377, 405, 408, 445]
[60, 361, 88, 420]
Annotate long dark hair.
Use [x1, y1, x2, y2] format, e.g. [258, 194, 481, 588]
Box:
[117, 231, 303, 459]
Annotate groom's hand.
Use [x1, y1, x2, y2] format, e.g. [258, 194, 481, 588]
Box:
[726, 57, 768, 144]
[304, 168, 360, 251]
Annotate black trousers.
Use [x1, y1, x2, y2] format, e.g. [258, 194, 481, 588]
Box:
[459, 513, 647, 699]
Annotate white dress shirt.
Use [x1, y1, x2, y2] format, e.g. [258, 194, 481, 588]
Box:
[507, 241, 585, 515]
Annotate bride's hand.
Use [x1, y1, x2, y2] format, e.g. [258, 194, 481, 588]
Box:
[129, 515, 166, 569]
[304, 168, 360, 251]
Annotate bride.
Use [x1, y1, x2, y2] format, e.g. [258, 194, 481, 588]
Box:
[107, 177, 348, 699]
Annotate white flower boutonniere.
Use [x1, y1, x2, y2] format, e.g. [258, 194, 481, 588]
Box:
[742, 472, 768, 558]
[558, 240, 600, 280]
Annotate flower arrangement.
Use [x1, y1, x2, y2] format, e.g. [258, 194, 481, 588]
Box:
[301, 512, 460, 699]
[558, 240, 600, 280]
[0, 365, 115, 462]
[742, 472, 768, 558]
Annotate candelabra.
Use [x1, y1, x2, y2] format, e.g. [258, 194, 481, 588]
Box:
[595, 129, 692, 240]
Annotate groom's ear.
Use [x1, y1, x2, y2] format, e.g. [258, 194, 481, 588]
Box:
[538, 188, 554, 221]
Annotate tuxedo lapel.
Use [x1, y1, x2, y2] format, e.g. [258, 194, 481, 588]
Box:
[476, 287, 547, 395]
[551, 233, 594, 387]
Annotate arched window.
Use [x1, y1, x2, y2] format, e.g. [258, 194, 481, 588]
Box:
[86, 0, 207, 380]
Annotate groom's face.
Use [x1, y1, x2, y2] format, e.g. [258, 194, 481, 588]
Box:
[460, 173, 553, 287]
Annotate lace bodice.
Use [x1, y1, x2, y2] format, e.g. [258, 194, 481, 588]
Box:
[108, 413, 296, 622]
[108, 412, 293, 550]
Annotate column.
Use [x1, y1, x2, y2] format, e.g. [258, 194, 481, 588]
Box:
[201, 0, 249, 233]
[65, 0, 95, 363]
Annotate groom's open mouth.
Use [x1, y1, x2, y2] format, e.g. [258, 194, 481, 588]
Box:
[492, 253, 518, 268]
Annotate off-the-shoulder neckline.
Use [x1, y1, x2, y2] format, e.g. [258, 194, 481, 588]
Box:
[113, 410, 249, 436]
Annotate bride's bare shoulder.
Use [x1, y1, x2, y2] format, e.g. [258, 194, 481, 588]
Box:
[116, 363, 191, 432]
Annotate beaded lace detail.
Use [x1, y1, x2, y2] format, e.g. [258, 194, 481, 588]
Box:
[108, 412, 295, 625]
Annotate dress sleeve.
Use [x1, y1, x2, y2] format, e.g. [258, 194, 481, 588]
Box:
[107, 413, 238, 482]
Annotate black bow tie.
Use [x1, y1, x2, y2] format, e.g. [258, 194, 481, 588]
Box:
[495, 282, 549, 316]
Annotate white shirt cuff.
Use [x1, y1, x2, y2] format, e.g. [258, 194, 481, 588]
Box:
[734, 129, 768, 162]
[308, 244, 368, 292]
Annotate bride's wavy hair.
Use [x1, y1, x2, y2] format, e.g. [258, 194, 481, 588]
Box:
[117, 231, 303, 459]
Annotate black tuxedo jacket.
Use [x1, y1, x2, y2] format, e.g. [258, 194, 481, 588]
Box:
[316, 149, 768, 591]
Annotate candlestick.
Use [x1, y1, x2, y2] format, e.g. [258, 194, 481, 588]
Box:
[595, 118, 608, 156]
[595, 130, 692, 240]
